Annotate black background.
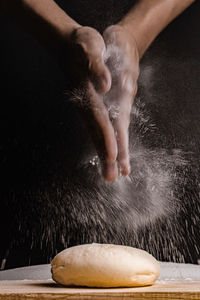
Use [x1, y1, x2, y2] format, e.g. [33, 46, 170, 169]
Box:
[0, 1, 200, 269]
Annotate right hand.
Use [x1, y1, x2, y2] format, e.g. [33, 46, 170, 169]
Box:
[61, 26, 119, 181]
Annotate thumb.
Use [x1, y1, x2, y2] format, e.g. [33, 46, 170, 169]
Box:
[89, 57, 111, 94]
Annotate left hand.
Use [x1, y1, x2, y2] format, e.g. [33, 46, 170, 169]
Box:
[102, 24, 139, 177]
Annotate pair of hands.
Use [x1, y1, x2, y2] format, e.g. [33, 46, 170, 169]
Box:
[64, 25, 139, 182]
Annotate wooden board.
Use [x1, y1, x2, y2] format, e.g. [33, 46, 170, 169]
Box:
[0, 280, 200, 299]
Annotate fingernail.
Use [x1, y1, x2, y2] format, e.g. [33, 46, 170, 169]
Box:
[119, 160, 131, 176]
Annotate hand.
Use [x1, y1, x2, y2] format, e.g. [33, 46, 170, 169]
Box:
[102, 24, 139, 177]
[62, 26, 119, 181]
[63, 26, 111, 92]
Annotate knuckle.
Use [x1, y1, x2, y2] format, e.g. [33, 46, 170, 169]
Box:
[88, 57, 102, 71]
[106, 148, 117, 164]
[106, 156, 116, 165]
[73, 26, 105, 54]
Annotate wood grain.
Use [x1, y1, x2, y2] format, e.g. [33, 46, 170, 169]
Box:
[0, 280, 200, 299]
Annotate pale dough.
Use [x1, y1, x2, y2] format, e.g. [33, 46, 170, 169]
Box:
[51, 243, 160, 287]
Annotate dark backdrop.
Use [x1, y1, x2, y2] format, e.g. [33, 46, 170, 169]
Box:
[0, 1, 200, 269]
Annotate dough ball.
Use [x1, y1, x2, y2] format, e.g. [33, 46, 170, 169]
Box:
[51, 243, 160, 287]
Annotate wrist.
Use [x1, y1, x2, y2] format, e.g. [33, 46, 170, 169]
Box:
[55, 21, 82, 45]
[117, 0, 195, 58]
[117, 15, 152, 59]
[20, 0, 82, 56]
[115, 21, 143, 59]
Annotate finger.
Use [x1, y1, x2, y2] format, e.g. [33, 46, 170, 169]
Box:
[113, 104, 131, 176]
[83, 81, 118, 182]
[113, 84, 137, 176]
[89, 57, 111, 94]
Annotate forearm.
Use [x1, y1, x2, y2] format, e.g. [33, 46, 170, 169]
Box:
[118, 0, 195, 58]
[0, 0, 81, 56]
